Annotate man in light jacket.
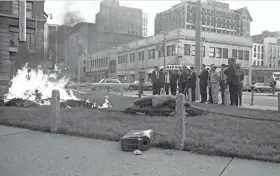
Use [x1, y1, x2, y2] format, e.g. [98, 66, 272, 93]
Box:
[219, 64, 227, 105]
[209, 65, 220, 104]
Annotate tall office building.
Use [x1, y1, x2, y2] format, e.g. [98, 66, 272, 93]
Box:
[96, 0, 147, 37]
[154, 0, 252, 37]
[142, 12, 148, 37]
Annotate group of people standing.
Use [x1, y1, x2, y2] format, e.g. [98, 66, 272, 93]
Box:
[151, 57, 244, 106]
[151, 65, 197, 101]
[199, 57, 244, 106]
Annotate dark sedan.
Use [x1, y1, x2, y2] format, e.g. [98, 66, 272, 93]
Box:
[128, 81, 153, 91]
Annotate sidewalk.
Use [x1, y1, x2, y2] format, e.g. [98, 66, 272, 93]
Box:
[0, 125, 279, 176]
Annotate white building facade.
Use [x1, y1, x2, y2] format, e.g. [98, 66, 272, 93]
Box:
[142, 12, 148, 37]
[251, 37, 280, 69]
[117, 28, 253, 84]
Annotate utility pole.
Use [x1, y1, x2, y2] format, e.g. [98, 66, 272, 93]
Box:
[195, 0, 202, 101]
[195, 0, 202, 73]
[55, 25, 58, 69]
[163, 20, 167, 69]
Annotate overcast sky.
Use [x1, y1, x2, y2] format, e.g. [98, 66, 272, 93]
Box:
[45, 0, 279, 36]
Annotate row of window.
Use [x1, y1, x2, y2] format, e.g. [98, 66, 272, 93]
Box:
[253, 45, 264, 53]
[232, 49, 250, 61]
[12, 1, 33, 18]
[9, 26, 35, 49]
[269, 46, 280, 53]
[118, 44, 177, 64]
[87, 57, 108, 68]
[253, 53, 264, 60]
[253, 60, 264, 66]
[117, 45, 249, 64]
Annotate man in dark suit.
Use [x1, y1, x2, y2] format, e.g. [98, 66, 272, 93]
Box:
[170, 69, 179, 95]
[224, 58, 239, 106]
[207, 68, 213, 103]
[188, 66, 197, 102]
[151, 66, 161, 95]
[198, 64, 208, 103]
[179, 65, 189, 95]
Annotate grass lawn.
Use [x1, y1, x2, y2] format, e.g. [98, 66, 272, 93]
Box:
[1, 106, 280, 163]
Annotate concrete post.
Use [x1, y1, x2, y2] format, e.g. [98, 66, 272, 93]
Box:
[278, 93, 280, 112]
[188, 88, 192, 102]
[51, 90, 61, 133]
[174, 93, 186, 150]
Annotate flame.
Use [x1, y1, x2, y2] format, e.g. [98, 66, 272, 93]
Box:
[98, 96, 112, 109]
[4, 64, 78, 105]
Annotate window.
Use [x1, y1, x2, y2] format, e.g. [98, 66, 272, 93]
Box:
[223, 48, 228, 59]
[232, 49, 237, 59]
[257, 53, 260, 59]
[148, 49, 155, 59]
[261, 54, 263, 59]
[244, 51, 249, 61]
[258, 46, 260, 52]
[9, 26, 35, 49]
[191, 45, 195, 56]
[238, 50, 244, 60]
[167, 44, 175, 56]
[209, 47, 215, 58]
[261, 61, 263, 66]
[140, 51, 144, 60]
[253, 45, 256, 52]
[12, 1, 33, 18]
[253, 60, 256, 65]
[138, 52, 142, 61]
[216, 48, 222, 58]
[257, 61, 260, 66]
[253, 53, 256, 57]
[129, 53, 135, 62]
[184, 44, 191, 56]
[262, 46, 264, 52]
[201, 46, 205, 57]
[269, 46, 272, 52]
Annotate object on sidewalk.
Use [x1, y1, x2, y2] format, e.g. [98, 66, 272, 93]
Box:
[133, 149, 142, 155]
[120, 129, 154, 152]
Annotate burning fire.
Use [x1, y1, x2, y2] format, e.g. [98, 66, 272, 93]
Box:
[4, 64, 112, 109]
[4, 64, 78, 104]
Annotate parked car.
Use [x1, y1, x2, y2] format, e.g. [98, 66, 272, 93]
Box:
[128, 81, 153, 91]
[91, 79, 129, 91]
[242, 84, 252, 92]
[253, 83, 272, 92]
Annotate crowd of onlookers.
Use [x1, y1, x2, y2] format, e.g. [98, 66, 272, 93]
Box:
[151, 57, 246, 106]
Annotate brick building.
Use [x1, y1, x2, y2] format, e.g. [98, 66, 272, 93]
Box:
[96, 0, 147, 37]
[0, 0, 47, 84]
[154, 0, 252, 37]
[64, 22, 142, 81]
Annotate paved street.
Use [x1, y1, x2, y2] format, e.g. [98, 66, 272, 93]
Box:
[0, 125, 280, 176]
[75, 88, 279, 111]
[107, 90, 279, 111]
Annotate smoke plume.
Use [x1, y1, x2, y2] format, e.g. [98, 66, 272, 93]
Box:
[63, 11, 85, 26]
